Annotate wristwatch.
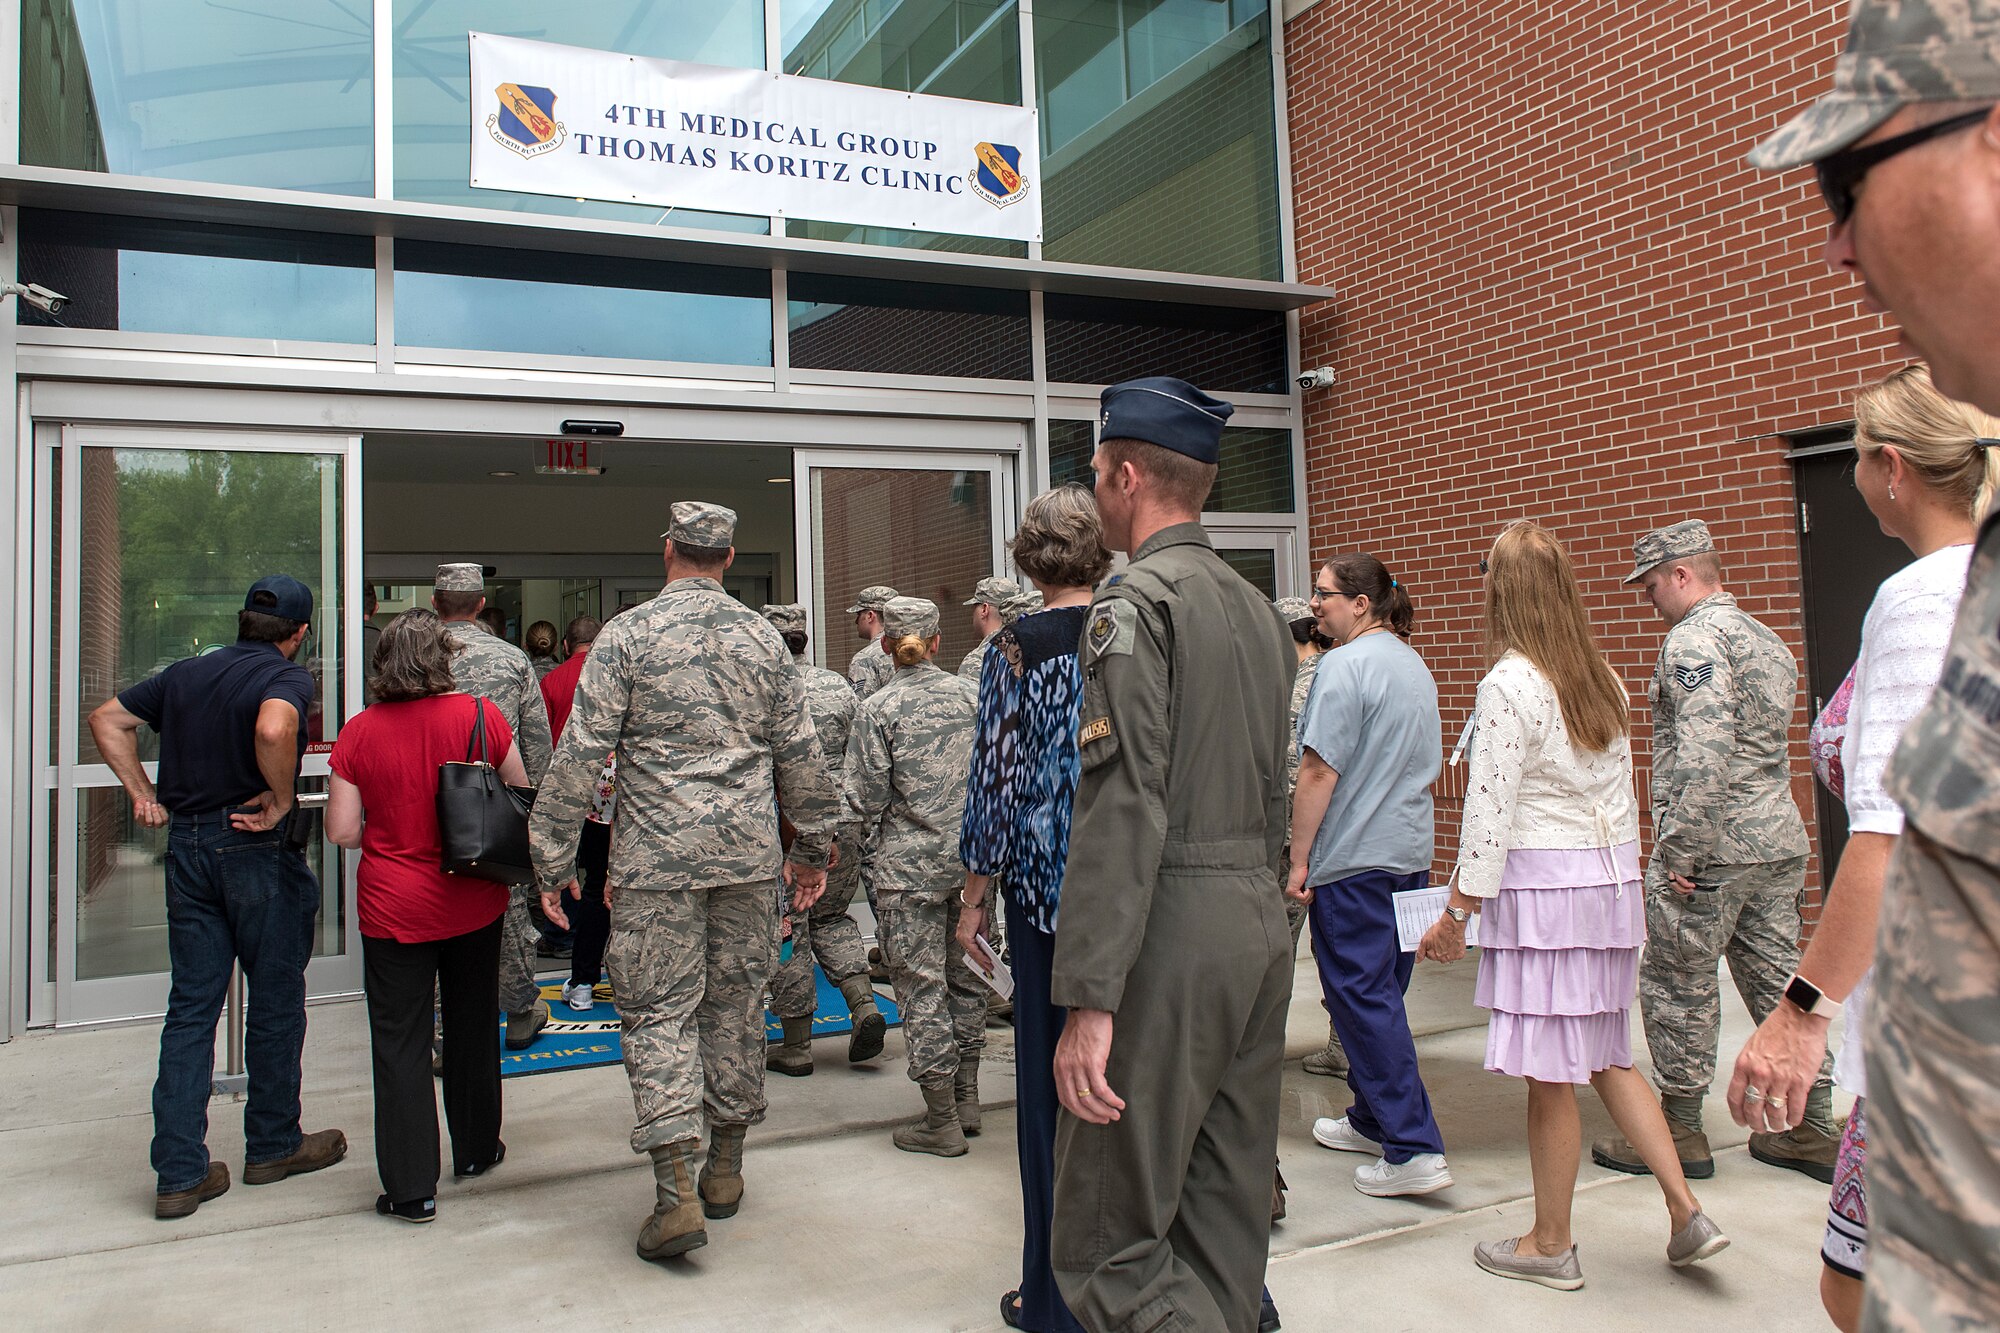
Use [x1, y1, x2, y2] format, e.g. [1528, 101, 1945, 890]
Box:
[1443, 904, 1470, 924]
[1783, 972, 1843, 1020]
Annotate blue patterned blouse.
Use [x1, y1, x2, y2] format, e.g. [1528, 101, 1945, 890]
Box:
[958, 605, 1088, 934]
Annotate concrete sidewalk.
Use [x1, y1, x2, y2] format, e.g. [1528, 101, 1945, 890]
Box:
[0, 956, 1843, 1330]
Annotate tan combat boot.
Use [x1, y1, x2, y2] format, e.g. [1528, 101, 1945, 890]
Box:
[1591, 1120, 1715, 1180]
[954, 1055, 982, 1137]
[766, 1015, 815, 1078]
[839, 975, 888, 1064]
[893, 1077, 968, 1157]
[637, 1144, 707, 1262]
[1302, 1023, 1349, 1078]
[699, 1124, 747, 1219]
[1748, 1124, 1838, 1184]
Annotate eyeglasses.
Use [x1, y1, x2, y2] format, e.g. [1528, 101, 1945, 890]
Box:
[1816, 108, 1992, 225]
[1309, 584, 1339, 601]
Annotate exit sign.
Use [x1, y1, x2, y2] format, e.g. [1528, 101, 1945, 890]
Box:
[538, 440, 604, 475]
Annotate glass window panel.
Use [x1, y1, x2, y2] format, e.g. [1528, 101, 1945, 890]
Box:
[1216, 548, 1276, 599]
[1048, 420, 1095, 489]
[16, 210, 375, 343]
[75, 447, 346, 767]
[392, 1, 767, 234]
[1210, 427, 1293, 512]
[1034, 0, 1280, 279]
[782, 0, 1025, 257]
[20, 0, 373, 194]
[806, 466, 994, 670]
[395, 241, 773, 365]
[789, 271, 1029, 378]
[1044, 294, 1288, 393]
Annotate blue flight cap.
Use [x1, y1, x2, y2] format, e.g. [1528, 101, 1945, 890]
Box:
[245, 574, 314, 622]
[1098, 376, 1234, 465]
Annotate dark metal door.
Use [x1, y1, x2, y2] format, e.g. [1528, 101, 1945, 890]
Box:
[1794, 447, 1912, 877]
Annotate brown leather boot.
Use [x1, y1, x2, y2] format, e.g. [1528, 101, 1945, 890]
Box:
[156, 1162, 230, 1219]
[1591, 1120, 1714, 1180]
[893, 1077, 968, 1157]
[1748, 1124, 1838, 1184]
[766, 1015, 815, 1077]
[699, 1124, 747, 1219]
[839, 975, 887, 1063]
[954, 1055, 982, 1137]
[244, 1129, 348, 1185]
[638, 1144, 708, 1261]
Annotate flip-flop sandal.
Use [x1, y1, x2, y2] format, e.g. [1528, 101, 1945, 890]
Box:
[1000, 1291, 1024, 1329]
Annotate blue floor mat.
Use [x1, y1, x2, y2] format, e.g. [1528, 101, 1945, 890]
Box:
[498, 968, 901, 1079]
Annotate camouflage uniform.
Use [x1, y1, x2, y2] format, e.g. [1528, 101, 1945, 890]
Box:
[846, 584, 899, 700]
[1868, 516, 2000, 1328]
[1743, 5, 2000, 1325]
[439, 598, 555, 1018]
[1276, 596, 1320, 945]
[958, 575, 1022, 681]
[842, 604, 984, 1087]
[527, 507, 838, 1154]
[1636, 581, 1822, 1109]
[761, 606, 868, 1018]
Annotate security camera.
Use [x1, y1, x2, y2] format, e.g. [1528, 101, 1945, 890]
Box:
[2, 282, 67, 316]
[1296, 366, 1336, 390]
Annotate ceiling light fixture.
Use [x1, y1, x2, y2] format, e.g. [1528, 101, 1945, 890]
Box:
[768, 476, 792, 483]
[489, 470, 517, 477]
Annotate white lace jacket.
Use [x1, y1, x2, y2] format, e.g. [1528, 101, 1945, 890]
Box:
[1454, 652, 1640, 899]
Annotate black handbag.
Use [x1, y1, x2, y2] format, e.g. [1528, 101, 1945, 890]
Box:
[437, 697, 536, 885]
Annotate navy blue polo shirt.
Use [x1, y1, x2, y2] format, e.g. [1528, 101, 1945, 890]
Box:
[118, 641, 315, 815]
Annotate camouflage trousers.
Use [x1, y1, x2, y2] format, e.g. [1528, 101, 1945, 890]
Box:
[1639, 857, 1831, 1098]
[877, 890, 986, 1084]
[769, 833, 868, 1018]
[496, 886, 541, 1015]
[1861, 829, 2000, 1332]
[606, 882, 773, 1153]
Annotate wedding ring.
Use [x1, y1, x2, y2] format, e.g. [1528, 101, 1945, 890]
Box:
[1079, 1089, 1093, 1098]
[1745, 1086, 1764, 1102]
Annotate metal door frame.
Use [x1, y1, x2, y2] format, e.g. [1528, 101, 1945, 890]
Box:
[40, 425, 364, 1026]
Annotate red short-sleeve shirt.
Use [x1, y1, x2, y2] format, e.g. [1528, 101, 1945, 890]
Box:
[331, 694, 513, 943]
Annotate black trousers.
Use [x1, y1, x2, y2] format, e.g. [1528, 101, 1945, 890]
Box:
[570, 820, 612, 988]
[362, 916, 503, 1204]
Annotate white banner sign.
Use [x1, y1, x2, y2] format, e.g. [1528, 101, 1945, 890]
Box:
[468, 32, 1042, 243]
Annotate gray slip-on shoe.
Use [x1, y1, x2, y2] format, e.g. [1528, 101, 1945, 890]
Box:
[1473, 1236, 1584, 1291]
[1667, 1210, 1730, 1267]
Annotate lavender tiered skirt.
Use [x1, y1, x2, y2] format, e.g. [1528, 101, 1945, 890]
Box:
[1475, 841, 1643, 1085]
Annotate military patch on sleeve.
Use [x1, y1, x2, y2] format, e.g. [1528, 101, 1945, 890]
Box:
[1672, 663, 1715, 692]
[1085, 600, 1137, 661]
[1080, 717, 1112, 745]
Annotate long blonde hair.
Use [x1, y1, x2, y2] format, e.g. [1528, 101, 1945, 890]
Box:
[1484, 522, 1629, 752]
[1855, 363, 2000, 519]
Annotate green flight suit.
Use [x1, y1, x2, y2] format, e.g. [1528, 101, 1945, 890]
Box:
[1050, 523, 1295, 1333]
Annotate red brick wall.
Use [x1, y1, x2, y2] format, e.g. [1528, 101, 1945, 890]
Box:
[1284, 0, 1910, 929]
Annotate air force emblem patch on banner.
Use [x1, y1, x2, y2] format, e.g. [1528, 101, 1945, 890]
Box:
[969, 142, 1030, 209]
[1673, 663, 1715, 692]
[488, 82, 567, 159]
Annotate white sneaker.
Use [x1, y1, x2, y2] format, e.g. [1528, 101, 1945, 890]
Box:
[562, 982, 595, 1012]
[1312, 1116, 1384, 1156]
[1354, 1153, 1454, 1197]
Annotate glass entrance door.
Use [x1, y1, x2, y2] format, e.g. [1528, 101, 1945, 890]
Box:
[793, 450, 1018, 674]
[36, 427, 363, 1025]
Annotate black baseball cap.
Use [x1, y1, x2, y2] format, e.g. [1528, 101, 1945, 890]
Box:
[245, 575, 313, 622]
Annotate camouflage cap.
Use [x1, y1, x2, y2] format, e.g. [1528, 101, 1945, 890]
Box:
[760, 603, 808, 633]
[435, 562, 484, 593]
[662, 500, 737, 548]
[1273, 596, 1313, 622]
[845, 584, 898, 615]
[882, 595, 941, 640]
[1749, 0, 2000, 170]
[963, 575, 1022, 607]
[1624, 519, 1717, 584]
[1002, 588, 1044, 623]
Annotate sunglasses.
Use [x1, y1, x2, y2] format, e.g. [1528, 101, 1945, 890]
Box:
[1816, 107, 1991, 225]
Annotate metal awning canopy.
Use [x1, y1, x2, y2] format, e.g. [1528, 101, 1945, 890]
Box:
[0, 165, 1335, 312]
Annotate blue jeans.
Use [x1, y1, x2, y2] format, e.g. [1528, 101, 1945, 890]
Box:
[152, 812, 320, 1194]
